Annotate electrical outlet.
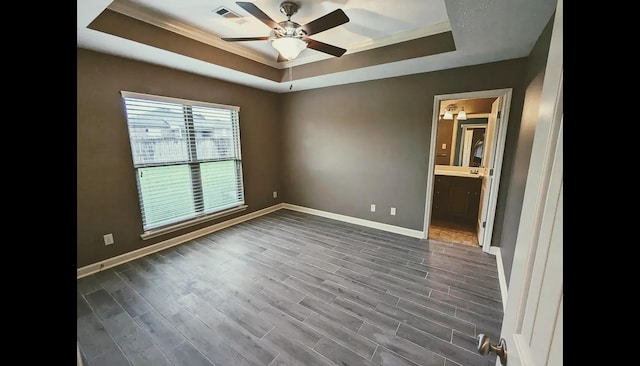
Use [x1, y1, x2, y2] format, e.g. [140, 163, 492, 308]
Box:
[370, 204, 376, 212]
[390, 207, 396, 215]
[103, 233, 114, 245]
[273, 191, 278, 198]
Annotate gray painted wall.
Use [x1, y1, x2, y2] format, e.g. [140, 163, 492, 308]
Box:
[77, 48, 283, 268]
[77, 9, 555, 274]
[495, 14, 555, 286]
[281, 60, 527, 234]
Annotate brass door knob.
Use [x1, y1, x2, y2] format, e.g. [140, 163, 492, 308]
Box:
[477, 334, 507, 365]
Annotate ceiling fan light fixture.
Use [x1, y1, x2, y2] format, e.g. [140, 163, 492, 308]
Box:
[272, 37, 307, 60]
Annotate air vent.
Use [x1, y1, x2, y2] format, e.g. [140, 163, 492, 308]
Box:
[213, 6, 247, 24]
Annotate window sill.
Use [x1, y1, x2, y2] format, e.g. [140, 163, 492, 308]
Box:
[140, 204, 248, 240]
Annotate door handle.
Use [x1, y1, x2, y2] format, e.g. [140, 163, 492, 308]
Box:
[477, 334, 507, 365]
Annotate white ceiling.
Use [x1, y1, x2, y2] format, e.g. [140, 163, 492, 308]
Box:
[77, 0, 558, 93]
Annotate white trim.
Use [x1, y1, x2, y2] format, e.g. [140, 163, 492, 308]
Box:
[498, 2, 563, 365]
[77, 342, 83, 366]
[108, 0, 451, 70]
[108, 0, 277, 67]
[77, 203, 283, 279]
[120, 90, 241, 111]
[480, 92, 511, 253]
[490, 246, 509, 312]
[140, 205, 248, 240]
[282, 203, 424, 239]
[285, 22, 452, 68]
[424, 88, 512, 251]
[463, 113, 491, 119]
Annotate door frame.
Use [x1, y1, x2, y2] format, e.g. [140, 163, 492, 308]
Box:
[498, 0, 562, 363]
[423, 88, 512, 253]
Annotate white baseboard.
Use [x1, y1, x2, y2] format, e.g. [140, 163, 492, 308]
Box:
[77, 342, 82, 366]
[282, 203, 425, 239]
[78, 202, 426, 279]
[489, 245, 508, 311]
[77, 203, 284, 279]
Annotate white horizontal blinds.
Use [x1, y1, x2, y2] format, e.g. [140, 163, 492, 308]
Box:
[121, 91, 244, 231]
[123, 98, 190, 167]
[191, 106, 245, 213]
[136, 165, 196, 229]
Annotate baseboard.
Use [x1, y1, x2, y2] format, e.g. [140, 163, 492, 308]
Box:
[77, 342, 83, 366]
[79, 202, 426, 278]
[282, 203, 425, 239]
[489, 245, 508, 311]
[77, 203, 284, 279]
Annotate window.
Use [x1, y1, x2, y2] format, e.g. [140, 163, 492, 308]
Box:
[121, 91, 245, 235]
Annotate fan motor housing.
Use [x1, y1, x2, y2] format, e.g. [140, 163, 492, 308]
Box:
[279, 1, 300, 18]
[275, 20, 306, 38]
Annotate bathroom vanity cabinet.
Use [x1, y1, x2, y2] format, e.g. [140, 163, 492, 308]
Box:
[432, 175, 482, 225]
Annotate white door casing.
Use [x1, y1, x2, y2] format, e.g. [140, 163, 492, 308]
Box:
[477, 98, 501, 245]
[424, 88, 512, 253]
[497, 0, 562, 364]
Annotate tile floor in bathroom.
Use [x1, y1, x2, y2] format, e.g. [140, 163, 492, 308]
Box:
[429, 220, 479, 247]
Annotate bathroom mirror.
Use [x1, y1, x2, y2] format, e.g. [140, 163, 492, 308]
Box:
[458, 123, 486, 167]
[434, 97, 495, 168]
[435, 117, 488, 167]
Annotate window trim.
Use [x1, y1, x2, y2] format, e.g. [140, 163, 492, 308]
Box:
[121, 91, 240, 113]
[120, 90, 245, 238]
[140, 204, 247, 240]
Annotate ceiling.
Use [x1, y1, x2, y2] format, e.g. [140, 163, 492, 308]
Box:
[77, 0, 557, 93]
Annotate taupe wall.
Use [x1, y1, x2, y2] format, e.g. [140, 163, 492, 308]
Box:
[495, 14, 555, 286]
[77, 48, 282, 268]
[78, 10, 555, 272]
[281, 60, 527, 235]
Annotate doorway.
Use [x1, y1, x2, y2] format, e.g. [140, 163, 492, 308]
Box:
[423, 89, 512, 253]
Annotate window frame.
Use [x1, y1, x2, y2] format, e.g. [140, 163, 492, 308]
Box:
[120, 91, 247, 239]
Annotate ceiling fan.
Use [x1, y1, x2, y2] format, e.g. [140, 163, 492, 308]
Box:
[221, 1, 350, 62]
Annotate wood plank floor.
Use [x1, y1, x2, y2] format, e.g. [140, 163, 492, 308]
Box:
[77, 210, 503, 366]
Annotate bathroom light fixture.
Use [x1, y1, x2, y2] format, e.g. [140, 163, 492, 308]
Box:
[457, 106, 467, 120]
[272, 37, 307, 60]
[442, 104, 467, 120]
[443, 107, 453, 120]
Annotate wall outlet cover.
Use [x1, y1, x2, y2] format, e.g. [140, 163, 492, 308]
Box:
[103, 233, 114, 245]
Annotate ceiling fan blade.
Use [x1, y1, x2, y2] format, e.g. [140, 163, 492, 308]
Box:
[301, 9, 349, 36]
[305, 38, 347, 57]
[221, 36, 270, 42]
[236, 2, 281, 31]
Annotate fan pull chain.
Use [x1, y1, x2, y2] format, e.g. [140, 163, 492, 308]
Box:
[289, 66, 293, 90]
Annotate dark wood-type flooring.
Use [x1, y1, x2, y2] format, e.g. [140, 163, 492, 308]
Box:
[77, 210, 503, 366]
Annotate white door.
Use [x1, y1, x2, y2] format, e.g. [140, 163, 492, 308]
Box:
[493, 1, 562, 364]
[477, 98, 500, 245]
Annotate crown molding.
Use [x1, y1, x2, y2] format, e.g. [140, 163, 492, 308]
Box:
[108, 0, 279, 67]
[108, 0, 451, 70]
